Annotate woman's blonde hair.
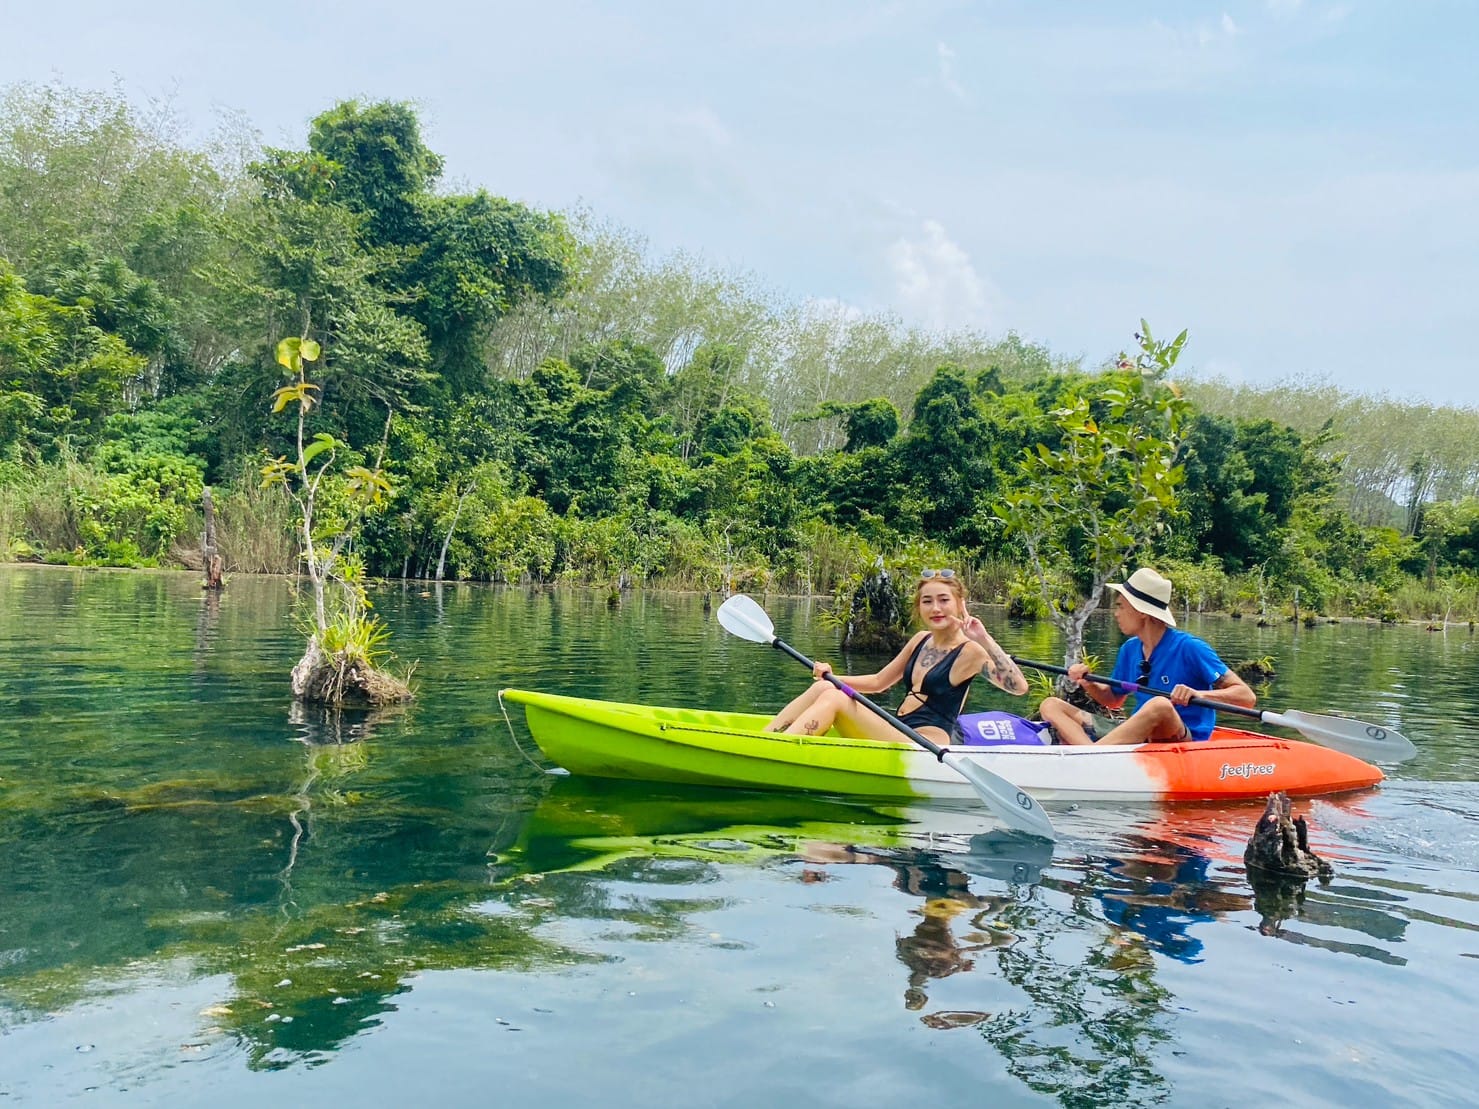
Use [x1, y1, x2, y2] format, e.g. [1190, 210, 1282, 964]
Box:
[913, 574, 968, 624]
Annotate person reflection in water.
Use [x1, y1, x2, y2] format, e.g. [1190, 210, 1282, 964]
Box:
[1094, 839, 1248, 963]
[800, 842, 1012, 1018]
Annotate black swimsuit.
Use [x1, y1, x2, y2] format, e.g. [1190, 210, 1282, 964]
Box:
[896, 637, 974, 741]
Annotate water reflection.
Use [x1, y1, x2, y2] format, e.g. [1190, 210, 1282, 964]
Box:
[499, 780, 1186, 1103]
[1086, 836, 1246, 963]
[797, 833, 1051, 1017]
[5, 568, 1479, 1103]
[1248, 869, 1326, 938]
[1063, 803, 1415, 963]
[494, 777, 921, 878]
[287, 700, 408, 747]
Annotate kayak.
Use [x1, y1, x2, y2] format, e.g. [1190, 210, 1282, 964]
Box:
[499, 689, 1384, 803]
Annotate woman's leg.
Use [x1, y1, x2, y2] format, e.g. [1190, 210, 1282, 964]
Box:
[764, 679, 831, 732]
[784, 691, 948, 746]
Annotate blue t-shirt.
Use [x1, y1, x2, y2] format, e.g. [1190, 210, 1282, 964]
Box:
[1110, 628, 1227, 741]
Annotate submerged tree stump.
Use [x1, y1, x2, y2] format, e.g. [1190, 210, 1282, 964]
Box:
[201, 487, 224, 590]
[842, 564, 910, 652]
[1244, 791, 1333, 936]
[291, 638, 413, 707]
[1244, 791, 1332, 881]
[1233, 656, 1277, 685]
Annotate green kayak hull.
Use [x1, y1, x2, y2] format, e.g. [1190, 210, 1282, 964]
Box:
[502, 687, 932, 800]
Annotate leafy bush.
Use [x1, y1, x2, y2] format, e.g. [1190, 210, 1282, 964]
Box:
[453, 494, 559, 582]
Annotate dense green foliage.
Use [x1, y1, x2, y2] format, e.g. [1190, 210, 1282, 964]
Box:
[4, 81, 1479, 622]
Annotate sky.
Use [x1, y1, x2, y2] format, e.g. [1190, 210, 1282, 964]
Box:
[4, 0, 1476, 406]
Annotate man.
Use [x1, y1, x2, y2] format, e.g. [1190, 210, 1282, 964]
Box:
[1039, 567, 1255, 745]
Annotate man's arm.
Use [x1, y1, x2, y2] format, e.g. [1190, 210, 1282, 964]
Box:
[1075, 664, 1129, 711]
[1210, 669, 1256, 708]
[1168, 665, 1256, 708]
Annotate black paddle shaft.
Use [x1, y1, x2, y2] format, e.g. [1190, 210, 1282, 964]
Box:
[769, 639, 948, 760]
[1013, 656, 1260, 722]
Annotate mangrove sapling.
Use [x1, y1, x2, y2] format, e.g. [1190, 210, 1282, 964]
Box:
[995, 321, 1188, 681]
[262, 336, 411, 706]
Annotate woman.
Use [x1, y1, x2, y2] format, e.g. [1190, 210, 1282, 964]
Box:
[763, 570, 1029, 746]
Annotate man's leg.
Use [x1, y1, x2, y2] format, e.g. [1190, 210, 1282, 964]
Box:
[1093, 699, 1191, 745]
[1039, 696, 1096, 745]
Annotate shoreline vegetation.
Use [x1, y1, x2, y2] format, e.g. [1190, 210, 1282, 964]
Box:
[5, 82, 1479, 661]
[4, 562, 1472, 636]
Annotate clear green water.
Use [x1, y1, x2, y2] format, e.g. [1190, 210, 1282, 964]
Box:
[2, 566, 1477, 1106]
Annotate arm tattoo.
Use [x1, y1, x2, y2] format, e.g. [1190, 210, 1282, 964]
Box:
[986, 642, 1028, 693]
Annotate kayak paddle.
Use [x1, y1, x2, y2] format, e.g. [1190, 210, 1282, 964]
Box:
[717, 594, 1055, 841]
[1013, 656, 1417, 764]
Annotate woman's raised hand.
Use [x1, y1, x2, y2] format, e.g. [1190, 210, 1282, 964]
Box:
[812, 661, 834, 681]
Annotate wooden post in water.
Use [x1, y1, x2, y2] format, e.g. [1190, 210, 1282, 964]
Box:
[202, 486, 224, 590]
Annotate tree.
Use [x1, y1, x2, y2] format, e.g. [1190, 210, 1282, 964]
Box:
[888, 366, 1004, 552]
[996, 323, 1189, 667]
[237, 146, 432, 444]
[1175, 414, 1322, 571]
[0, 82, 229, 269]
[305, 100, 443, 248]
[304, 100, 573, 399]
[261, 336, 409, 706]
[0, 261, 144, 454]
[410, 191, 573, 396]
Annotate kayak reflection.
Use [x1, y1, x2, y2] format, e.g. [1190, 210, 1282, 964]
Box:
[494, 776, 924, 878]
[496, 777, 1056, 1023]
[798, 832, 1052, 1014]
[497, 776, 1054, 881]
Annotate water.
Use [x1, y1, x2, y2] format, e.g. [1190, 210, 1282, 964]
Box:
[2, 566, 1478, 1106]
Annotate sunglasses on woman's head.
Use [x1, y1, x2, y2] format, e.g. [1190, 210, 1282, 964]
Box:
[920, 568, 956, 580]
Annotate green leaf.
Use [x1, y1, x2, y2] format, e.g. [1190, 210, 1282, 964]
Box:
[275, 337, 301, 371]
[270, 382, 320, 413]
[302, 432, 338, 466]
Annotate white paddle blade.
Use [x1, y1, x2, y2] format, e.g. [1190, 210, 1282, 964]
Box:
[944, 753, 1056, 840]
[717, 593, 776, 645]
[1271, 709, 1418, 764]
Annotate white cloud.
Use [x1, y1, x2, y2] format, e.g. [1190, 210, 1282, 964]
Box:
[937, 41, 966, 102]
[1191, 14, 1239, 46]
[886, 220, 996, 332]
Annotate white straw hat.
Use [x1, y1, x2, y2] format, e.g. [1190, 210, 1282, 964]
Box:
[1106, 568, 1176, 626]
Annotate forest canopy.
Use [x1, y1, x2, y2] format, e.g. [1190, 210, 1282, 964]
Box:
[4, 81, 1479, 624]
